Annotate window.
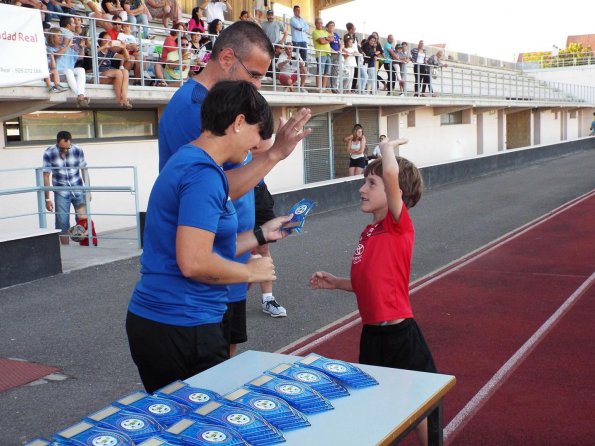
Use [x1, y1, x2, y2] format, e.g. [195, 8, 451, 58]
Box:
[3, 109, 158, 145]
[440, 111, 463, 125]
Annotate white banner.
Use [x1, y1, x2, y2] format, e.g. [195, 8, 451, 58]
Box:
[0, 4, 49, 87]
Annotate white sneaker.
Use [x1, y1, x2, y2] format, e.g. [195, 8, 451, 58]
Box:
[262, 298, 287, 317]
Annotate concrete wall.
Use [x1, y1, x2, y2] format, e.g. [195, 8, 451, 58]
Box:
[273, 139, 595, 215]
[541, 110, 562, 145]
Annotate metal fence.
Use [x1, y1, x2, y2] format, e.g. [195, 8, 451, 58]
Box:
[37, 12, 595, 105]
[0, 165, 141, 247]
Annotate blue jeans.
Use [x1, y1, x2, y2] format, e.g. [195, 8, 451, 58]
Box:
[317, 55, 332, 76]
[293, 41, 308, 65]
[54, 192, 85, 233]
[128, 13, 149, 39]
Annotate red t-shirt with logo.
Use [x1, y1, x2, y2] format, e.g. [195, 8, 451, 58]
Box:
[350, 205, 415, 325]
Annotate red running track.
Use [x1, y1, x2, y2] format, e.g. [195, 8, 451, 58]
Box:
[279, 190, 595, 445]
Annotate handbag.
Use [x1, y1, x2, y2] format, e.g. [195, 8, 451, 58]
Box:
[432, 66, 438, 79]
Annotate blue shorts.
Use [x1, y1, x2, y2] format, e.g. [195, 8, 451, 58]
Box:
[317, 55, 332, 76]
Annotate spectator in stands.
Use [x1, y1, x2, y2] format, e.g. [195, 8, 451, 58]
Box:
[44, 0, 74, 20]
[188, 28, 207, 75]
[45, 28, 68, 93]
[276, 44, 307, 92]
[56, 16, 89, 107]
[590, 113, 595, 136]
[341, 34, 358, 93]
[97, 31, 132, 108]
[146, 0, 181, 29]
[124, 0, 149, 38]
[384, 35, 399, 95]
[395, 43, 410, 96]
[261, 9, 285, 79]
[78, 0, 112, 30]
[201, 0, 231, 24]
[161, 35, 192, 86]
[117, 22, 142, 81]
[261, 9, 286, 47]
[105, 14, 123, 39]
[188, 6, 205, 33]
[17, 0, 50, 27]
[427, 49, 448, 95]
[101, 0, 128, 21]
[312, 17, 332, 92]
[289, 5, 308, 65]
[326, 21, 341, 93]
[42, 130, 90, 245]
[253, 0, 265, 23]
[411, 40, 429, 96]
[205, 19, 223, 48]
[239, 10, 255, 22]
[345, 22, 363, 93]
[361, 34, 381, 94]
[345, 123, 366, 175]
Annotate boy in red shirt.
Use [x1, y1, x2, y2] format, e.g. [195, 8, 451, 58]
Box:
[310, 137, 435, 446]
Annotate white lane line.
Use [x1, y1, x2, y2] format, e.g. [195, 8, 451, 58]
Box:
[277, 190, 595, 356]
[444, 271, 595, 444]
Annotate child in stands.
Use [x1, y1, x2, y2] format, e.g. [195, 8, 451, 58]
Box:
[310, 137, 436, 446]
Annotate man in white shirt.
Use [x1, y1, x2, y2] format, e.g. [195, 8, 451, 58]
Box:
[200, 0, 231, 24]
[276, 44, 307, 92]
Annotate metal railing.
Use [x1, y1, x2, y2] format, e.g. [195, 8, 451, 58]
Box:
[0, 165, 141, 247]
[34, 11, 595, 104]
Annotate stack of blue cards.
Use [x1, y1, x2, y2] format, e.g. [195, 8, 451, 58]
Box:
[52, 421, 135, 446]
[164, 418, 249, 446]
[137, 437, 181, 446]
[245, 375, 333, 414]
[223, 387, 310, 432]
[298, 353, 379, 388]
[266, 363, 350, 400]
[154, 381, 224, 410]
[85, 405, 164, 443]
[191, 401, 285, 446]
[114, 391, 190, 428]
[282, 198, 316, 234]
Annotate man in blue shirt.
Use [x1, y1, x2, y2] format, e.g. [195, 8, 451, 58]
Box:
[158, 21, 310, 355]
[42, 130, 89, 245]
[289, 5, 309, 65]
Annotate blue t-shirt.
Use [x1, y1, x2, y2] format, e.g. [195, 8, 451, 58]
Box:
[224, 154, 255, 303]
[129, 145, 238, 326]
[158, 79, 255, 304]
[158, 78, 208, 172]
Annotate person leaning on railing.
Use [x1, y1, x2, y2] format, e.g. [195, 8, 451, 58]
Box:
[426, 49, 448, 96]
[97, 31, 133, 108]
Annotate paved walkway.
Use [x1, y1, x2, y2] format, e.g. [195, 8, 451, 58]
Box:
[1, 149, 594, 445]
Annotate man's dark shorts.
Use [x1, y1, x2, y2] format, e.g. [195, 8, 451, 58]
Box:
[255, 182, 276, 227]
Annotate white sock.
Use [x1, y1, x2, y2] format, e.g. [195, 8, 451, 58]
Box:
[262, 293, 273, 303]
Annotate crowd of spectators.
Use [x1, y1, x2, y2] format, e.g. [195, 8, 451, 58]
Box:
[10, 0, 451, 104]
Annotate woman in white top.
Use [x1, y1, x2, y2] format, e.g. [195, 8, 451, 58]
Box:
[342, 35, 359, 93]
[345, 124, 367, 176]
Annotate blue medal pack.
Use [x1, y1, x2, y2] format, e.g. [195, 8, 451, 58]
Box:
[154, 381, 224, 410]
[282, 198, 316, 234]
[85, 405, 164, 443]
[52, 421, 135, 446]
[244, 375, 333, 414]
[165, 418, 248, 446]
[191, 401, 285, 446]
[223, 387, 310, 432]
[297, 353, 379, 388]
[266, 363, 350, 400]
[114, 391, 190, 428]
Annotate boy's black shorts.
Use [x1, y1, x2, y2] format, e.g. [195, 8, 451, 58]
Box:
[254, 182, 276, 227]
[359, 318, 437, 373]
[126, 311, 229, 394]
[222, 300, 248, 345]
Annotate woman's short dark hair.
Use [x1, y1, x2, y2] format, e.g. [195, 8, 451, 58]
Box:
[201, 81, 273, 140]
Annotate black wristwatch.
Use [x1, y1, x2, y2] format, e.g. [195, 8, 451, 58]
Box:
[253, 226, 268, 246]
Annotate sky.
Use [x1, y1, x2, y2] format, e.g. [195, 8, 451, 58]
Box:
[313, 0, 593, 62]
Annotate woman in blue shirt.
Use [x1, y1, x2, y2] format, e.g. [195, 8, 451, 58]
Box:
[126, 80, 294, 393]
